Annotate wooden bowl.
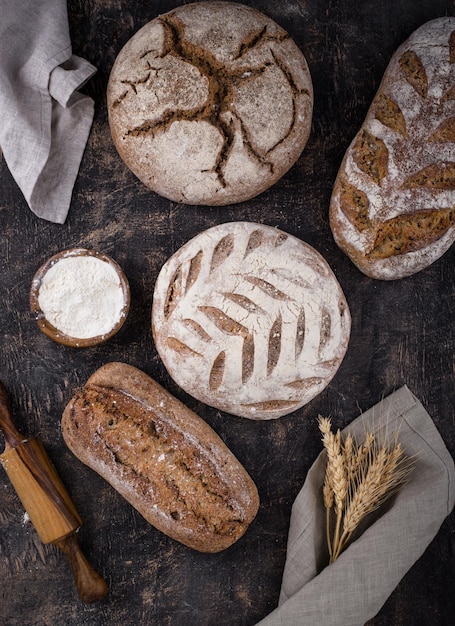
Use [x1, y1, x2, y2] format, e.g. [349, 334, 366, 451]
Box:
[30, 248, 130, 348]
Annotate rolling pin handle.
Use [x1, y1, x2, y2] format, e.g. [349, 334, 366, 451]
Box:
[54, 532, 108, 604]
[0, 381, 26, 448]
[0, 381, 108, 603]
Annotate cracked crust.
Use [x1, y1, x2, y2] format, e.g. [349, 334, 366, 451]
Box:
[61, 362, 259, 552]
[107, 1, 313, 205]
[329, 18, 455, 280]
[151, 222, 351, 420]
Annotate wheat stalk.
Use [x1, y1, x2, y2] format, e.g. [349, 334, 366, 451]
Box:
[318, 416, 348, 559]
[352, 432, 375, 478]
[318, 416, 414, 563]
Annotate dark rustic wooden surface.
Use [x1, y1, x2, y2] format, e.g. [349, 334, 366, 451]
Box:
[1, 1, 454, 624]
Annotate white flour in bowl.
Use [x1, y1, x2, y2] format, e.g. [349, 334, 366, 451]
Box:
[38, 256, 125, 339]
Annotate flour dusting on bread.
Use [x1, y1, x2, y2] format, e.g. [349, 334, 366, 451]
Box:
[152, 222, 351, 419]
[330, 18, 455, 279]
[107, 1, 313, 205]
[62, 362, 259, 552]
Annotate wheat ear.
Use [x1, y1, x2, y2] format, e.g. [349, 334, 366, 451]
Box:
[318, 416, 414, 563]
[319, 417, 335, 556]
[318, 416, 348, 559]
[333, 440, 413, 560]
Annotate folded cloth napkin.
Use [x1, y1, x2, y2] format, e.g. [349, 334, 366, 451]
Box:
[0, 0, 96, 223]
[256, 386, 455, 625]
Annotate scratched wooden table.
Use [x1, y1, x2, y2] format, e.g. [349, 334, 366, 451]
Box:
[1, 1, 454, 625]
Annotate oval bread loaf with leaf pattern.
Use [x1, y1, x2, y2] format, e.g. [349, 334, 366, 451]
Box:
[152, 222, 351, 420]
[62, 362, 259, 552]
[329, 18, 455, 280]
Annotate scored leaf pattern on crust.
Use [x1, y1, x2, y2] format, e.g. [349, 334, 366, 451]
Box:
[399, 50, 428, 97]
[374, 94, 407, 136]
[338, 177, 371, 231]
[182, 318, 212, 341]
[401, 162, 455, 189]
[295, 308, 306, 360]
[428, 117, 455, 142]
[442, 84, 455, 102]
[166, 336, 202, 357]
[242, 333, 255, 384]
[223, 292, 265, 314]
[240, 400, 301, 412]
[367, 207, 455, 259]
[210, 234, 235, 273]
[245, 229, 265, 256]
[274, 232, 289, 247]
[271, 266, 312, 290]
[267, 314, 282, 376]
[244, 275, 289, 300]
[319, 308, 332, 355]
[334, 25, 455, 266]
[352, 129, 389, 185]
[285, 377, 324, 390]
[164, 266, 183, 319]
[154, 224, 350, 419]
[450, 30, 455, 64]
[209, 352, 226, 390]
[186, 250, 203, 292]
[199, 306, 249, 336]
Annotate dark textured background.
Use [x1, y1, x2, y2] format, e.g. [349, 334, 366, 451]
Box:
[1, 1, 454, 624]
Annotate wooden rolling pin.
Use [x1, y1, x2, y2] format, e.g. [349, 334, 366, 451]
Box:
[0, 381, 108, 603]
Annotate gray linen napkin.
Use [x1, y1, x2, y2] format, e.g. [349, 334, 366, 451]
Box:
[257, 386, 455, 625]
[0, 0, 96, 223]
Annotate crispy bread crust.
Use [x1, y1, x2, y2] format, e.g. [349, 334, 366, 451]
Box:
[62, 362, 259, 552]
[330, 18, 455, 279]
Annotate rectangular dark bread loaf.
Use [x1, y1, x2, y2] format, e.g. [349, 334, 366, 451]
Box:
[61, 362, 259, 552]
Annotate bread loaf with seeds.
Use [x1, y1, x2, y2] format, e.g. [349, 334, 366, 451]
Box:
[61, 362, 259, 552]
[152, 222, 351, 420]
[329, 18, 455, 280]
[107, 1, 313, 205]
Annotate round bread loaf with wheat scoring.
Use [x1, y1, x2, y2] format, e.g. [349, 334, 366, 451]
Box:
[107, 1, 313, 205]
[152, 222, 351, 420]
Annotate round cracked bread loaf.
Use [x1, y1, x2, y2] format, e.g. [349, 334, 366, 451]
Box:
[61, 362, 259, 552]
[152, 222, 351, 420]
[107, 1, 313, 205]
[329, 18, 455, 280]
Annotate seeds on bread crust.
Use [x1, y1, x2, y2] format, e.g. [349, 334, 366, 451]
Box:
[152, 222, 351, 420]
[329, 18, 455, 279]
[107, 1, 313, 205]
[62, 363, 259, 552]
